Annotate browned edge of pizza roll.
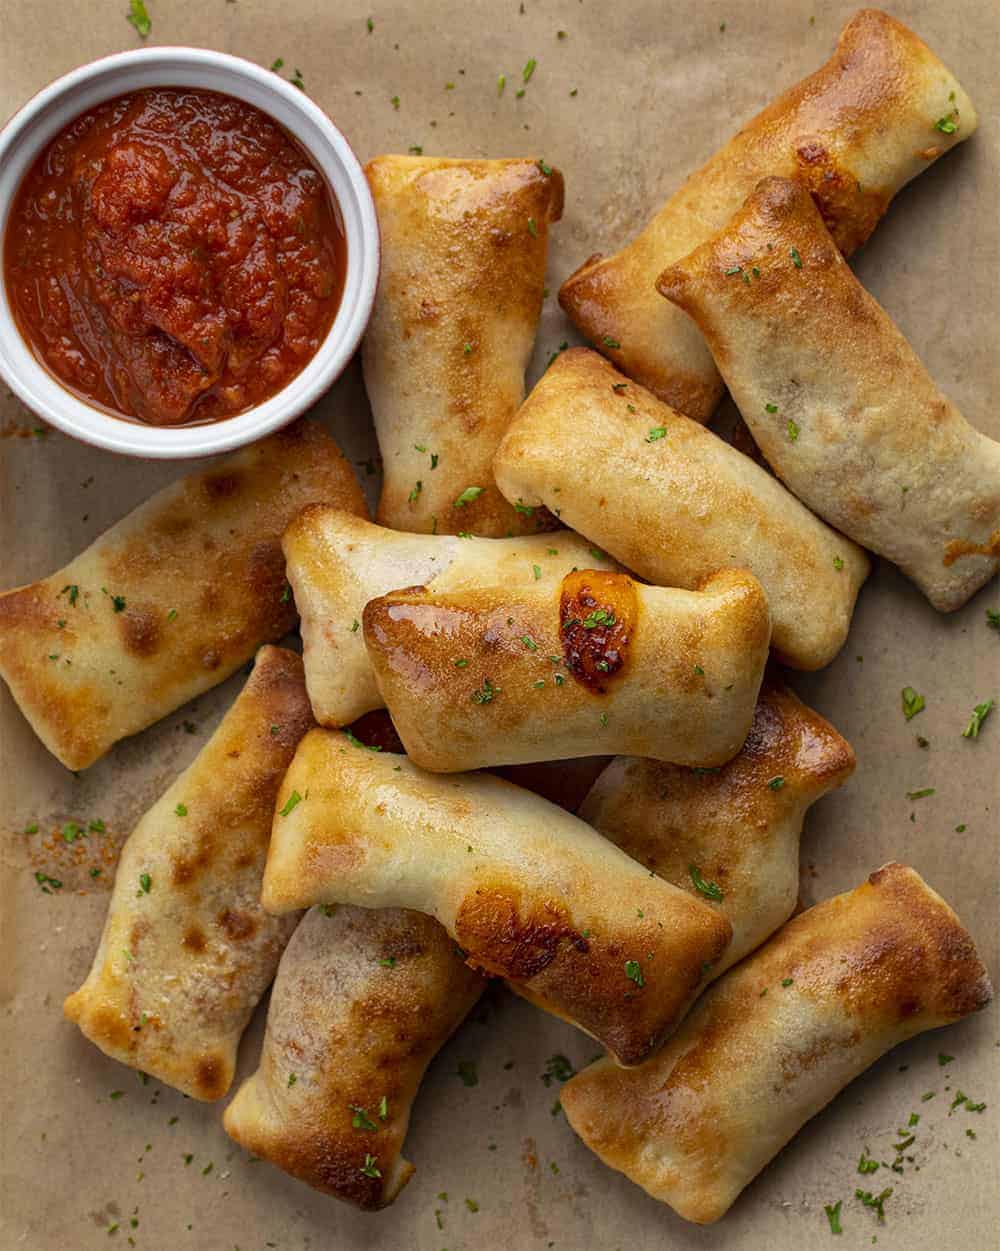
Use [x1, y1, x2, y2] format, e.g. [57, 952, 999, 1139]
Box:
[656, 175, 1000, 612]
[0, 419, 365, 770]
[361, 566, 771, 771]
[261, 734, 734, 1067]
[579, 675, 856, 975]
[492, 347, 867, 670]
[223, 904, 485, 1209]
[363, 154, 564, 536]
[64, 645, 316, 1101]
[561, 862, 992, 1224]
[558, 9, 976, 421]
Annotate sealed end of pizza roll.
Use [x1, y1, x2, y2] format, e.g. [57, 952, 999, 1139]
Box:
[223, 905, 485, 1209]
[364, 155, 564, 536]
[493, 348, 868, 670]
[558, 9, 976, 421]
[361, 566, 771, 771]
[560, 862, 993, 1224]
[64, 646, 316, 1101]
[261, 733, 733, 1067]
[579, 677, 856, 975]
[283, 505, 617, 726]
[657, 176, 1000, 611]
[0, 420, 365, 771]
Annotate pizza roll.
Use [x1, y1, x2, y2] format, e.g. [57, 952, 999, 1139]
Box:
[362, 566, 770, 771]
[223, 904, 485, 1209]
[579, 678, 855, 976]
[560, 862, 992, 1224]
[283, 504, 616, 726]
[262, 734, 733, 1066]
[0, 420, 364, 770]
[658, 177, 1000, 611]
[64, 646, 315, 1101]
[364, 154, 564, 536]
[493, 348, 868, 670]
[558, 9, 976, 420]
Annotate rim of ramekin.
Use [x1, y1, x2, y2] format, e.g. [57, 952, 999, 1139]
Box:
[0, 47, 379, 458]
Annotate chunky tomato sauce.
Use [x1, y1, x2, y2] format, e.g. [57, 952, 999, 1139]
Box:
[4, 88, 346, 426]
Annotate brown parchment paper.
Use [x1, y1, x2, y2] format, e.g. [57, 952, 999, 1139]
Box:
[1, 2, 997, 1249]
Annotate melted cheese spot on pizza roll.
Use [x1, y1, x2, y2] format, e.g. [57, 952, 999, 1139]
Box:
[361, 567, 770, 771]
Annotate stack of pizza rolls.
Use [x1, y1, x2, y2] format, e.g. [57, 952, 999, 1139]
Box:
[0, 6, 993, 1224]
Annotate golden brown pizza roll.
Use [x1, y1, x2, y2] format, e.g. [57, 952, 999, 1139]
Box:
[223, 904, 485, 1209]
[283, 505, 616, 726]
[579, 678, 855, 975]
[558, 9, 976, 420]
[657, 177, 1000, 611]
[63, 646, 315, 1101]
[364, 154, 564, 536]
[0, 420, 364, 770]
[261, 733, 733, 1067]
[493, 348, 868, 670]
[362, 566, 771, 771]
[561, 862, 992, 1224]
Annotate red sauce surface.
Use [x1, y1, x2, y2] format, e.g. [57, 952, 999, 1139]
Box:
[4, 88, 346, 426]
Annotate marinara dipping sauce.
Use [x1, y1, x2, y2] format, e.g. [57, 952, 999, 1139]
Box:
[3, 88, 347, 426]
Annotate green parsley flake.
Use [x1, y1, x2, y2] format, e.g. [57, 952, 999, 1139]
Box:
[127, 0, 151, 38]
[768, 776, 785, 791]
[833, 556, 844, 571]
[527, 217, 538, 237]
[457, 1060, 478, 1087]
[139, 873, 152, 894]
[906, 787, 934, 800]
[471, 677, 498, 705]
[790, 247, 803, 268]
[765, 402, 778, 413]
[350, 1104, 378, 1131]
[538, 158, 553, 176]
[901, 687, 925, 721]
[360, 1154, 381, 1178]
[532, 564, 542, 580]
[624, 958, 644, 987]
[279, 790, 303, 817]
[344, 729, 381, 752]
[986, 608, 1000, 630]
[523, 57, 537, 82]
[408, 480, 422, 503]
[602, 335, 621, 349]
[787, 418, 800, 441]
[174, 803, 187, 817]
[962, 699, 993, 739]
[858, 1150, 879, 1175]
[824, 1200, 843, 1234]
[645, 427, 667, 443]
[689, 864, 724, 901]
[454, 486, 484, 507]
[855, 1188, 892, 1224]
[934, 115, 958, 134]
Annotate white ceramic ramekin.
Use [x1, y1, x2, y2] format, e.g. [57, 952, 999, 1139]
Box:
[0, 48, 379, 458]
